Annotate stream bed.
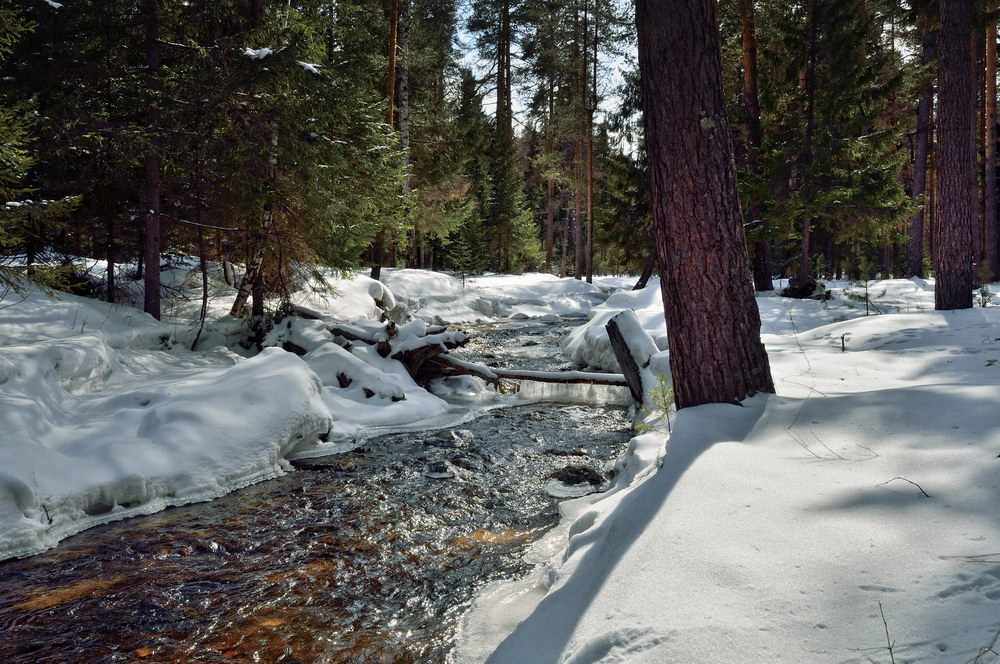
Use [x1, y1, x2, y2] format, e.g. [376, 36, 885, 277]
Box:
[0, 319, 633, 664]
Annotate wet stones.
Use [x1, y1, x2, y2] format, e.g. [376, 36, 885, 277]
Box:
[424, 461, 457, 480]
[422, 429, 474, 449]
[548, 465, 605, 486]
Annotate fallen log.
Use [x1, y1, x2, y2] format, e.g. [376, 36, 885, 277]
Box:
[319, 317, 628, 394]
[491, 368, 628, 387]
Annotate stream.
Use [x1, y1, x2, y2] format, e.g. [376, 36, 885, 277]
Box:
[0, 319, 634, 664]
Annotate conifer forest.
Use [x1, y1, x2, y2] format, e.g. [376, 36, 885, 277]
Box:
[4, 0, 991, 317]
[4, 2, 1000, 663]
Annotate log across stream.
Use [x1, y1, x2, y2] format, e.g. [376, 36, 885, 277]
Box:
[0, 318, 634, 664]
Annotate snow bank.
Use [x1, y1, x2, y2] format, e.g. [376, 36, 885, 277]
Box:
[379, 269, 613, 324]
[562, 278, 668, 372]
[263, 316, 454, 447]
[0, 340, 330, 560]
[468, 290, 1000, 664]
[0, 272, 454, 560]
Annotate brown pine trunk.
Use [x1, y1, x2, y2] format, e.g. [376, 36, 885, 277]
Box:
[910, 27, 936, 277]
[935, 0, 976, 309]
[142, 0, 161, 320]
[986, 6, 999, 281]
[636, 0, 775, 409]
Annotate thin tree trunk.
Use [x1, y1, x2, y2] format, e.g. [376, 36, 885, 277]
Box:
[372, 0, 400, 281]
[636, 0, 774, 408]
[142, 0, 161, 320]
[986, 6, 999, 282]
[560, 209, 568, 277]
[386, 0, 398, 126]
[740, 0, 772, 291]
[545, 74, 555, 272]
[400, 0, 413, 267]
[910, 27, 937, 277]
[585, 0, 596, 283]
[935, 0, 976, 309]
[798, 0, 818, 284]
[632, 250, 657, 290]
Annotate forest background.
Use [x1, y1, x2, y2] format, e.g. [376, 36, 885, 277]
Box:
[0, 0, 988, 326]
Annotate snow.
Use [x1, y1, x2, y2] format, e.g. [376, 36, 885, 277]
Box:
[459, 279, 1000, 664]
[3, 263, 1000, 663]
[379, 269, 611, 323]
[243, 47, 274, 60]
[298, 61, 322, 75]
[0, 266, 630, 561]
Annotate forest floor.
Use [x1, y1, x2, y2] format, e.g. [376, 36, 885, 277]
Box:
[1, 265, 999, 663]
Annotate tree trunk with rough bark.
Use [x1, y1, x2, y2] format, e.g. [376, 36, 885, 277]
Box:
[636, 0, 775, 409]
[935, 0, 976, 310]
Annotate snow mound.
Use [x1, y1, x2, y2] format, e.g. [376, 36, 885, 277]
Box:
[0, 345, 330, 561]
[379, 269, 617, 324]
[563, 279, 668, 372]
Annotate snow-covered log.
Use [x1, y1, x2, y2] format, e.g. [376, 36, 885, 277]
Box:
[605, 309, 660, 405]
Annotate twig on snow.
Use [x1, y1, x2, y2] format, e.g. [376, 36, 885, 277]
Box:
[876, 476, 930, 498]
[880, 602, 897, 664]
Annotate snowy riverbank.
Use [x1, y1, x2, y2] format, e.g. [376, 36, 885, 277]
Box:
[460, 277, 1000, 664]
[3, 268, 999, 663]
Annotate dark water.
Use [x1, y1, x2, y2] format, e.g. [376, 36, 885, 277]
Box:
[0, 320, 632, 664]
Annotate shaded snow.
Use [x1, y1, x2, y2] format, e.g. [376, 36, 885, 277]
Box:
[460, 281, 1000, 664]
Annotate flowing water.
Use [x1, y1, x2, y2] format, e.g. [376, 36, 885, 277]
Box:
[0, 319, 633, 664]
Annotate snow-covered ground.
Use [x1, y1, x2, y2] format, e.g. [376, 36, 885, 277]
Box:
[459, 276, 1000, 664]
[2, 265, 999, 663]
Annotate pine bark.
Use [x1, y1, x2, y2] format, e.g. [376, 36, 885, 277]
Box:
[909, 27, 936, 277]
[935, 0, 976, 310]
[636, 0, 775, 409]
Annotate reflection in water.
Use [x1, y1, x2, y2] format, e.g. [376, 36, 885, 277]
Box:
[0, 321, 632, 663]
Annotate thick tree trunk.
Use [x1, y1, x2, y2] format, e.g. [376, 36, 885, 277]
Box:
[986, 8, 999, 282]
[636, 0, 775, 409]
[740, 0, 772, 291]
[935, 0, 976, 309]
[910, 27, 937, 277]
[142, 0, 161, 320]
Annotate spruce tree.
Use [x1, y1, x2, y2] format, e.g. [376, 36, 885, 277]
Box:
[756, 0, 912, 281]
